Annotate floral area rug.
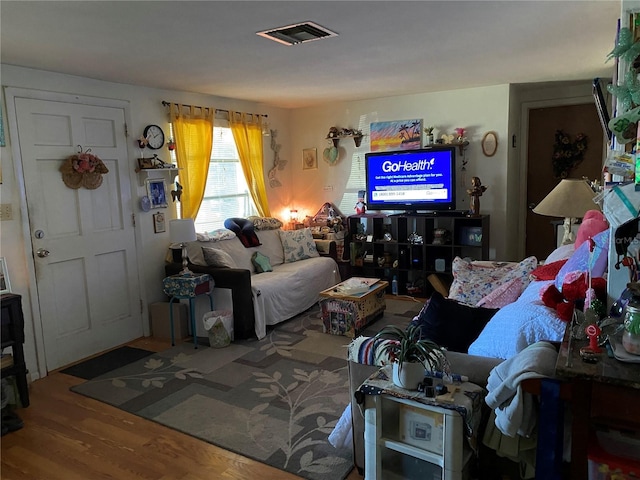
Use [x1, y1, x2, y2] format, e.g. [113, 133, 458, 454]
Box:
[69, 298, 422, 480]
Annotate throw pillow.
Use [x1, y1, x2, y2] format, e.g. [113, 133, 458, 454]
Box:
[574, 210, 608, 250]
[279, 228, 320, 263]
[248, 216, 284, 230]
[202, 247, 237, 268]
[476, 278, 523, 309]
[530, 259, 568, 281]
[409, 292, 498, 353]
[448, 256, 538, 306]
[251, 251, 273, 273]
[555, 228, 609, 290]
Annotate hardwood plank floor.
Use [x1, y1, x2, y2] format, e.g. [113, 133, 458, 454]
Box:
[1, 337, 362, 480]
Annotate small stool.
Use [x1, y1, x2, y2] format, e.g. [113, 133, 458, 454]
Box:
[162, 273, 214, 348]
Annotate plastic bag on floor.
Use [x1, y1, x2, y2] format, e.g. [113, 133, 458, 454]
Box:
[203, 310, 233, 348]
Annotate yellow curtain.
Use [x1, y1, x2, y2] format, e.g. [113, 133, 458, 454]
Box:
[230, 112, 271, 217]
[169, 104, 214, 219]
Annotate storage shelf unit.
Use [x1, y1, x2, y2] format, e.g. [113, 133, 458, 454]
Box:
[364, 394, 472, 480]
[1, 293, 29, 407]
[348, 213, 489, 297]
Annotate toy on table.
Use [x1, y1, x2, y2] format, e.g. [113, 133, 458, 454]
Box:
[355, 190, 366, 214]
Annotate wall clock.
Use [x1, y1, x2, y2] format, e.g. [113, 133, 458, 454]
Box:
[143, 124, 165, 150]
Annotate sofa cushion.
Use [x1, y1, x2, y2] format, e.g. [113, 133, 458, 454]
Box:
[251, 251, 273, 273]
[410, 292, 499, 353]
[202, 247, 237, 268]
[476, 277, 523, 308]
[448, 256, 537, 305]
[248, 216, 283, 230]
[256, 229, 285, 266]
[279, 228, 320, 263]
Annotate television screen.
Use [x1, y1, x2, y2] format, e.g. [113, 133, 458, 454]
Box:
[365, 146, 456, 212]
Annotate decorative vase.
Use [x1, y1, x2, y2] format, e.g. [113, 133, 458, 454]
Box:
[622, 330, 640, 355]
[622, 304, 640, 355]
[392, 362, 425, 390]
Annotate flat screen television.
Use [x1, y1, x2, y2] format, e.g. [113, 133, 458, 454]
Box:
[365, 146, 457, 212]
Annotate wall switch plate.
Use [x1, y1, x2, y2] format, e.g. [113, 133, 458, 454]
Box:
[0, 203, 12, 221]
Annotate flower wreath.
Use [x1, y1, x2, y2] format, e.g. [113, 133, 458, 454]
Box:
[60, 146, 109, 189]
[552, 130, 588, 179]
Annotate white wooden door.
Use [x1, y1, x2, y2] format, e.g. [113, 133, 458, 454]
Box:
[13, 96, 143, 371]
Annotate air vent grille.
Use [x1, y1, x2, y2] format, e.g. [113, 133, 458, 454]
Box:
[257, 22, 338, 46]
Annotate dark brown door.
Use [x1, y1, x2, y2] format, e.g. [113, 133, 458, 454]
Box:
[526, 103, 604, 262]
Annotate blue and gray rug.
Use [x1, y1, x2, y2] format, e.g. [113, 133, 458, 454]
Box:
[70, 299, 421, 480]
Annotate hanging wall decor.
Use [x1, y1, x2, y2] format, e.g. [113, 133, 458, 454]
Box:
[60, 145, 109, 189]
[552, 130, 588, 178]
[268, 129, 287, 188]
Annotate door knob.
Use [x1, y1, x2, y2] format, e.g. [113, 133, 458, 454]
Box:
[36, 248, 50, 258]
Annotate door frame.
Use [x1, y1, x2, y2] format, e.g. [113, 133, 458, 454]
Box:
[4, 87, 148, 378]
[516, 94, 595, 260]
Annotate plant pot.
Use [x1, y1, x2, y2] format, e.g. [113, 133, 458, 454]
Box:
[392, 362, 424, 390]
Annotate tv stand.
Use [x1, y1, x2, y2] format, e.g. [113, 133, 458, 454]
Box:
[348, 213, 489, 297]
[398, 210, 469, 217]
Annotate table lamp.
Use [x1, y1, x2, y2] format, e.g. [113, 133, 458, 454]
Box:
[533, 178, 598, 245]
[170, 218, 197, 275]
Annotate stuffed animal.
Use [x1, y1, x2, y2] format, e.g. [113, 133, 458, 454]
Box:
[540, 271, 607, 321]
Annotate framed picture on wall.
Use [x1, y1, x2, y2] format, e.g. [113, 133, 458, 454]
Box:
[303, 148, 317, 170]
[146, 178, 168, 209]
[153, 212, 166, 233]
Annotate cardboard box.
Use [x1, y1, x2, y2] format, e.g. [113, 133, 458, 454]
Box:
[150, 302, 189, 340]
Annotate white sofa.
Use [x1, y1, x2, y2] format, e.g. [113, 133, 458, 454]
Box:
[166, 227, 341, 340]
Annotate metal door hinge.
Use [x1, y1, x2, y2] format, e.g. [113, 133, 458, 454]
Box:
[132, 213, 136, 227]
[125, 122, 129, 138]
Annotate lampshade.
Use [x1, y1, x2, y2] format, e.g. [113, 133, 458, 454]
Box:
[533, 179, 599, 245]
[533, 179, 599, 218]
[170, 218, 197, 244]
[170, 219, 197, 275]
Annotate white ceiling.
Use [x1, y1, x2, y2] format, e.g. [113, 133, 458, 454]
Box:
[0, 1, 621, 109]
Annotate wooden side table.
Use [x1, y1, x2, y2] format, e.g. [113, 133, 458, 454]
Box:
[162, 273, 214, 348]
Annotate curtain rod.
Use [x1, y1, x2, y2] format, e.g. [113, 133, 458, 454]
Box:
[161, 101, 267, 118]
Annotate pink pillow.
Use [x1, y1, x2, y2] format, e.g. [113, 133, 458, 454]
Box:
[574, 210, 608, 250]
[476, 278, 523, 309]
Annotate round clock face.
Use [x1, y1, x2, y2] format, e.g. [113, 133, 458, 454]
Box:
[144, 124, 165, 150]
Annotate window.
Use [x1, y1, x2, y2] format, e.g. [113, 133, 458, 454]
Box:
[192, 126, 256, 232]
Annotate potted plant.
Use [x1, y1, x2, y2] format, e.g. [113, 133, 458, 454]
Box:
[373, 324, 445, 390]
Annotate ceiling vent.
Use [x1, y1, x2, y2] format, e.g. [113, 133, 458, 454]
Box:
[256, 22, 338, 46]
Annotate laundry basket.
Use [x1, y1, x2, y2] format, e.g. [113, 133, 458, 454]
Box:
[203, 310, 234, 348]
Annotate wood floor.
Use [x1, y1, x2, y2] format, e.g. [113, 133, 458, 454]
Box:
[1, 337, 362, 480]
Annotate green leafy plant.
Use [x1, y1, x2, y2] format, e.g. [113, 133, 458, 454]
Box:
[372, 324, 445, 371]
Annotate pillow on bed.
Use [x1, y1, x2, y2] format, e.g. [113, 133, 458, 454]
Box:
[544, 243, 575, 264]
[467, 280, 567, 359]
[448, 256, 537, 305]
[410, 292, 498, 353]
